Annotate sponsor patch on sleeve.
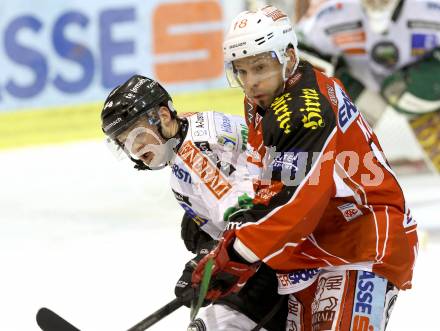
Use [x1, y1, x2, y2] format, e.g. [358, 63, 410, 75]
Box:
[335, 84, 359, 133]
[337, 203, 363, 221]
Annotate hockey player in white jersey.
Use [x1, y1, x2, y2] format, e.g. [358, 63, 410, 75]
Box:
[101, 75, 287, 330]
[297, 0, 440, 170]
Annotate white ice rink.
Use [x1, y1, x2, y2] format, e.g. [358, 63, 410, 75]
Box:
[1, 141, 439, 331]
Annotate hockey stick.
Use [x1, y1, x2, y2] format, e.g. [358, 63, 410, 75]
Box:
[37, 286, 200, 331]
[190, 257, 214, 321]
[36, 295, 188, 331]
[126, 297, 185, 331]
[36, 261, 214, 330]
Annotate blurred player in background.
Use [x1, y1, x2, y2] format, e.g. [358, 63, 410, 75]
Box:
[296, 0, 440, 172]
[190, 5, 418, 330]
[101, 75, 287, 330]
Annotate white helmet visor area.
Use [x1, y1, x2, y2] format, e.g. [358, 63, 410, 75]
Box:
[225, 51, 286, 88]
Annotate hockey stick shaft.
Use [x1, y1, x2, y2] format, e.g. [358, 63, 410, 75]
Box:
[126, 297, 184, 331]
[190, 257, 213, 321]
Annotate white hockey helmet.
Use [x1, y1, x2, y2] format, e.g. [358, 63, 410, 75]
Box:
[361, 0, 401, 34]
[223, 5, 299, 87]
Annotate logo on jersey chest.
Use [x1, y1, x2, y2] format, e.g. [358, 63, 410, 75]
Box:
[178, 141, 232, 199]
[270, 149, 301, 175]
[300, 89, 325, 130]
[371, 41, 399, 68]
[271, 92, 293, 134]
[172, 164, 192, 184]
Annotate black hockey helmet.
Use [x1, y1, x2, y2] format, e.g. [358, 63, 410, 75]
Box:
[101, 74, 176, 140]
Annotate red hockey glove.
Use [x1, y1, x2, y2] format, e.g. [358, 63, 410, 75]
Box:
[191, 231, 260, 301]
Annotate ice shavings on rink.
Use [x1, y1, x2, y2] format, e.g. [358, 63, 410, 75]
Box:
[0, 141, 439, 331]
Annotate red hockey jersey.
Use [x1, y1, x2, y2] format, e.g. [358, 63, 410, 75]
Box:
[233, 61, 418, 290]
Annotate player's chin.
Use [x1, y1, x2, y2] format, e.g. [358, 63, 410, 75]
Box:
[256, 97, 272, 109]
[249, 95, 266, 108]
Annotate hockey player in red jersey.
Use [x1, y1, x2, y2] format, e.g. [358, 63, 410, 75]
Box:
[191, 5, 419, 331]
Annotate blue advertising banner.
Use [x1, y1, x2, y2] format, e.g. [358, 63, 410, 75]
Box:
[0, 0, 243, 111]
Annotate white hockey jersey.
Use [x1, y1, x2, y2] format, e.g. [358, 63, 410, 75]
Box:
[170, 111, 253, 239]
[297, 0, 440, 91]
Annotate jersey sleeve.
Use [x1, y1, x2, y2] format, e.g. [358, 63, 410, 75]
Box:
[233, 84, 339, 264]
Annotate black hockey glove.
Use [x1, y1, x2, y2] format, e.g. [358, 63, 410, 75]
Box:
[181, 212, 213, 254]
[174, 240, 217, 307]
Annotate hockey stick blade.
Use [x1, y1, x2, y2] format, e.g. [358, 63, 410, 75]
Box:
[36, 308, 80, 331]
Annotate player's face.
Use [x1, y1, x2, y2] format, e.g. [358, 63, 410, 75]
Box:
[116, 117, 169, 168]
[232, 52, 285, 108]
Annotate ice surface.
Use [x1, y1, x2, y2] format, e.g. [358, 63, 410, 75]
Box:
[0, 141, 438, 330]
